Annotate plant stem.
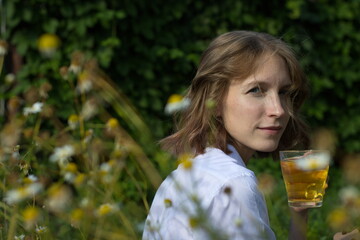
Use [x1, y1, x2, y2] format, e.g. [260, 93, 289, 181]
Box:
[6, 205, 17, 240]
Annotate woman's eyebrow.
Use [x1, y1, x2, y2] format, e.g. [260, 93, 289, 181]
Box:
[243, 80, 269, 88]
[281, 83, 292, 89]
[243, 79, 292, 90]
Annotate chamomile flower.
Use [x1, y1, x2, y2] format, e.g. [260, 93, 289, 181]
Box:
[339, 186, 360, 215]
[69, 63, 81, 75]
[100, 160, 117, 183]
[37, 33, 60, 57]
[4, 73, 15, 84]
[81, 99, 98, 120]
[71, 208, 84, 227]
[22, 206, 40, 229]
[327, 208, 349, 231]
[23, 174, 38, 184]
[95, 203, 119, 217]
[50, 145, 75, 166]
[23, 102, 44, 116]
[14, 235, 25, 240]
[77, 71, 93, 93]
[164, 94, 190, 114]
[177, 153, 194, 170]
[62, 162, 78, 183]
[35, 225, 47, 233]
[106, 118, 119, 130]
[69, 51, 85, 74]
[295, 152, 330, 171]
[68, 114, 79, 130]
[46, 184, 72, 212]
[4, 183, 43, 204]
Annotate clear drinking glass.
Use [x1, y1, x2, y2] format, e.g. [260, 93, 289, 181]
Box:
[280, 150, 330, 208]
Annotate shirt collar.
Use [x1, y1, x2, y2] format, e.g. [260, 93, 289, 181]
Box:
[227, 144, 247, 168]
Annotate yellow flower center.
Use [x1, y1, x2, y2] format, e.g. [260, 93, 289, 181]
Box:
[167, 94, 183, 103]
[65, 163, 78, 173]
[71, 208, 84, 221]
[308, 159, 320, 170]
[68, 114, 79, 123]
[98, 204, 112, 216]
[177, 153, 194, 169]
[164, 198, 172, 207]
[23, 207, 40, 222]
[74, 173, 86, 186]
[327, 208, 348, 230]
[37, 34, 60, 50]
[106, 118, 119, 129]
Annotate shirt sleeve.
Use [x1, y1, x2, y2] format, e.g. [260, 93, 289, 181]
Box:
[206, 175, 276, 240]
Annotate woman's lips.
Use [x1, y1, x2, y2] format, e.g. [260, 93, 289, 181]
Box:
[258, 126, 282, 135]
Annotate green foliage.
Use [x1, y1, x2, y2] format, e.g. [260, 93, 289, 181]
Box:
[2, 0, 360, 152]
[1, 0, 360, 239]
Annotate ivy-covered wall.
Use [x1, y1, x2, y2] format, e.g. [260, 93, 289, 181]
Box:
[2, 0, 360, 153]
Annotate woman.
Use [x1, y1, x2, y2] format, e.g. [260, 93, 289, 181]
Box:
[143, 30, 310, 240]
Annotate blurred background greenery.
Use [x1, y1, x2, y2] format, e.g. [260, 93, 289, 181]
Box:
[0, 0, 359, 239]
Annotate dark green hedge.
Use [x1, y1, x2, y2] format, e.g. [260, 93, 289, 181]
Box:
[2, 0, 360, 153]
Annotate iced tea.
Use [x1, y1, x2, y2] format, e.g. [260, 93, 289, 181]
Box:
[280, 152, 329, 208]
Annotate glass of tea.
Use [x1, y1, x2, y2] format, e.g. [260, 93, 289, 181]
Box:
[280, 150, 330, 208]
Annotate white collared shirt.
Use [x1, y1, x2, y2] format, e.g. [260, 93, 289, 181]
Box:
[143, 145, 276, 240]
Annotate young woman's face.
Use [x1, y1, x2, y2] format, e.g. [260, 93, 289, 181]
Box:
[222, 55, 291, 161]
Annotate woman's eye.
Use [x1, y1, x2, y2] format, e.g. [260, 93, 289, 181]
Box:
[248, 87, 262, 94]
[279, 89, 289, 95]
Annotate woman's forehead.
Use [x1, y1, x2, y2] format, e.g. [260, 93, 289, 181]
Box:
[232, 54, 291, 86]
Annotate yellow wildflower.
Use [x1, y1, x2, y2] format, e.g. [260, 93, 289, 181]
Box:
[4, 183, 43, 204]
[64, 162, 78, 173]
[22, 206, 40, 229]
[295, 152, 330, 171]
[189, 217, 200, 228]
[83, 129, 94, 144]
[14, 235, 25, 240]
[23, 102, 43, 116]
[37, 33, 60, 57]
[96, 203, 118, 217]
[46, 184, 72, 212]
[177, 153, 194, 169]
[164, 94, 190, 114]
[69, 51, 85, 74]
[164, 198, 172, 208]
[68, 114, 79, 130]
[74, 173, 86, 187]
[35, 225, 47, 233]
[327, 208, 349, 231]
[106, 118, 119, 130]
[23, 175, 38, 184]
[77, 71, 93, 93]
[81, 98, 98, 120]
[50, 144, 75, 167]
[70, 208, 84, 227]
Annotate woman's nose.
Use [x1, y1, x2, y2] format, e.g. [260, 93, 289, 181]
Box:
[265, 93, 286, 118]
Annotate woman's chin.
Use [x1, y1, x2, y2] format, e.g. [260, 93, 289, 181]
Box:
[255, 143, 279, 153]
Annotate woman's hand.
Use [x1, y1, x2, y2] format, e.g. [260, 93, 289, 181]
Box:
[289, 207, 308, 240]
[333, 229, 360, 240]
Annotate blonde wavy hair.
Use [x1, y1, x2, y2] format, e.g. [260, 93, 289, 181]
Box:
[161, 30, 309, 157]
